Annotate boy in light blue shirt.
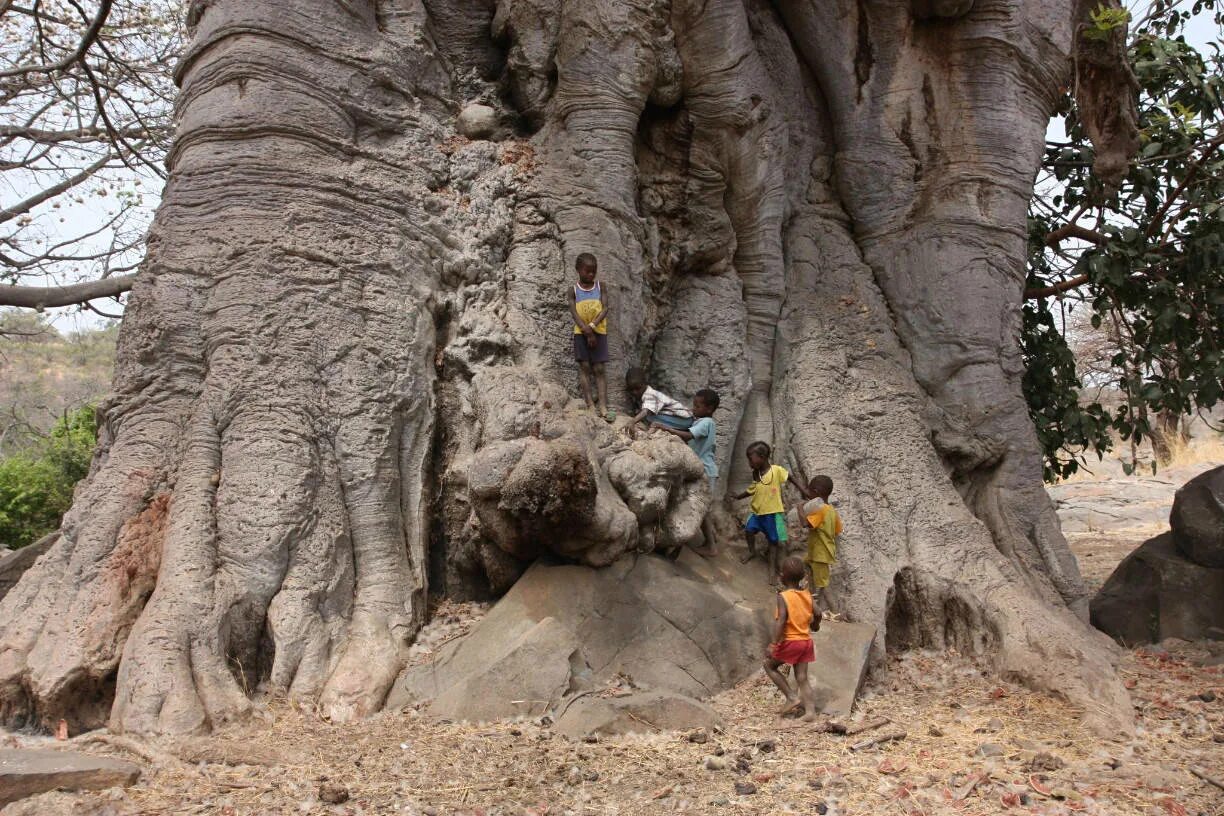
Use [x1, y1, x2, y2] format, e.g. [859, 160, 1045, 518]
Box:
[661, 388, 720, 556]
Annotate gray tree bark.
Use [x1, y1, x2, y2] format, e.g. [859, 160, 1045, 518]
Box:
[0, 0, 1133, 735]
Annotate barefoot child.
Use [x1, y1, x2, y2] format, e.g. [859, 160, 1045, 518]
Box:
[624, 368, 693, 435]
[734, 441, 810, 579]
[658, 388, 720, 554]
[567, 253, 612, 419]
[799, 475, 842, 619]
[764, 556, 818, 721]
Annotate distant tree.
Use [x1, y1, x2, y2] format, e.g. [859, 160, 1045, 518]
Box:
[1024, 1, 1224, 478]
[0, 405, 96, 549]
[0, 1, 181, 313]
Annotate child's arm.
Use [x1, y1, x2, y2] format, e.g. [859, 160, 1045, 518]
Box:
[589, 286, 611, 331]
[661, 426, 694, 441]
[567, 287, 593, 335]
[733, 489, 750, 500]
[772, 594, 788, 645]
[787, 473, 813, 500]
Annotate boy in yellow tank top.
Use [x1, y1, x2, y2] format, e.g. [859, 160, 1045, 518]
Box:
[566, 253, 612, 420]
[764, 556, 818, 721]
[799, 475, 842, 619]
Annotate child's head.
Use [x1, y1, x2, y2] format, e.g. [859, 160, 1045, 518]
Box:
[575, 253, 598, 285]
[745, 440, 771, 471]
[779, 556, 806, 588]
[625, 367, 647, 402]
[693, 388, 719, 418]
[808, 475, 833, 500]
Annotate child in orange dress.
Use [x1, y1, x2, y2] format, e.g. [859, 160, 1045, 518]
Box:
[763, 556, 818, 721]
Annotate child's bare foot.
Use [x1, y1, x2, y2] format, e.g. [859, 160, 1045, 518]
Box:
[799, 710, 819, 722]
[778, 699, 802, 716]
[740, 550, 757, 564]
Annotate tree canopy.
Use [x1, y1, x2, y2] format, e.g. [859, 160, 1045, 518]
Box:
[1024, 1, 1224, 479]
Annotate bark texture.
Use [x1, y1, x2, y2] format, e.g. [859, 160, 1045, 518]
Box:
[0, 0, 1134, 735]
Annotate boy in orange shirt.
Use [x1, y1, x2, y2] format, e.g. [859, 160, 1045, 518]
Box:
[763, 556, 818, 721]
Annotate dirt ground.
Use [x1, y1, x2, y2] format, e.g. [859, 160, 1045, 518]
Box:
[4, 597, 1222, 816]
[1066, 535, 1148, 596]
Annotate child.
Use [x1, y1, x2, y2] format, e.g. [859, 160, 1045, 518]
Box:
[799, 475, 842, 619]
[764, 556, 819, 721]
[624, 367, 693, 434]
[734, 441, 810, 579]
[658, 388, 720, 555]
[567, 253, 612, 419]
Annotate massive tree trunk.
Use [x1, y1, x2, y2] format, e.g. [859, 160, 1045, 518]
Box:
[0, 0, 1133, 735]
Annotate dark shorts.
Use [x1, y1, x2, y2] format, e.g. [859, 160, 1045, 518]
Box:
[746, 512, 788, 544]
[770, 639, 815, 665]
[574, 333, 609, 364]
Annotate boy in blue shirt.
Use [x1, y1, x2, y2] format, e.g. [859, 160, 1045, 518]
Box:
[660, 388, 720, 556]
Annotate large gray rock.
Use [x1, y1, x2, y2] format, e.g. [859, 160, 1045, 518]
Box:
[0, 749, 140, 805]
[1170, 465, 1224, 568]
[389, 549, 773, 727]
[0, 534, 55, 603]
[1090, 533, 1224, 644]
[810, 620, 876, 716]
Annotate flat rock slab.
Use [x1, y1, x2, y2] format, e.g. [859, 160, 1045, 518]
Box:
[389, 549, 773, 723]
[0, 749, 140, 805]
[554, 690, 723, 738]
[809, 620, 876, 716]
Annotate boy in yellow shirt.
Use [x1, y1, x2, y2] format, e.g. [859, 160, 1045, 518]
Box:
[734, 440, 810, 580]
[799, 475, 842, 618]
[567, 253, 612, 420]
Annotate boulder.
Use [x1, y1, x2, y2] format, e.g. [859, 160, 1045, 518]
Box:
[1170, 465, 1224, 568]
[389, 549, 774, 728]
[1090, 533, 1224, 644]
[809, 620, 876, 716]
[0, 749, 140, 806]
[0, 533, 56, 603]
[554, 690, 723, 738]
[457, 103, 498, 139]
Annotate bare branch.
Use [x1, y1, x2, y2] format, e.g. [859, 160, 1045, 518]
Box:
[0, 152, 110, 224]
[0, 0, 114, 80]
[0, 272, 134, 308]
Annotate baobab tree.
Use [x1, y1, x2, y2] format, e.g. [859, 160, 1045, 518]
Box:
[0, 0, 1139, 736]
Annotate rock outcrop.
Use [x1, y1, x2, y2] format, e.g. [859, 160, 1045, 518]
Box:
[388, 550, 773, 728]
[1091, 466, 1224, 644]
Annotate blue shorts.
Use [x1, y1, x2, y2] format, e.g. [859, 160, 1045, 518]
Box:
[745, 512, 787, 544]
[574, 333, 609, 364]
[646, 412, 693, 431]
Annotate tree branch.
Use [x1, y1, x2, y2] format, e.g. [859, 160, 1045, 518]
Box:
[0, 152, 110, 223]
[1025, 274, 1091, 299]
[0, 272, 134, 308]
[0, 0, 114, 80]
[1044, 223, 1109, 248]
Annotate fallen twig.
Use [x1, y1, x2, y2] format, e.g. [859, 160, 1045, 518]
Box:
[1191, 766, 1224, 792]
[850, 728, 906, 751]
[828, 716, 890, 736]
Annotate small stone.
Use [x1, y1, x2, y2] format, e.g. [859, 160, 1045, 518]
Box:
[815, 802, 828, 815]
[688, 729, 709, 744]
[582, 734, 599, 744]
[1198, 690, 1216, 703]
[457, 103, 498, 139]
[756, 738, 777, 753]
[1028, 751, 1065, 771]
[734, 781, 757, 795]
[808, 779, 824, 789]
[510, 728, 522, 736]
[735, 757, 752, 773]
[713, 746, 725, 756]
[704, 755, 727, 771]
[318, 782, 349, 804]
[423, 808, 438, 816]
[583, 769, 599, 782]
[975, 743, 1005, 758]
[928, 725, 944, 737]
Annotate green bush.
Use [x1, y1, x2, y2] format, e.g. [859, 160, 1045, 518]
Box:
[0, 407, 97, 550]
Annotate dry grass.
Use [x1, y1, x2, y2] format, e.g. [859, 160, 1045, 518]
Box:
[1162, 433, 1224, 471]
[5, 637, 1222, 816]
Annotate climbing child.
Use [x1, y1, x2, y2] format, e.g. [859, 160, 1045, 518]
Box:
[658, 388, 720, 555]
[735, 441, 810, 578]
[764, 556, 819, 721]
[799, 475, 842, 620]
[624, 367, 693, 435]
[567, 252, 612, 419]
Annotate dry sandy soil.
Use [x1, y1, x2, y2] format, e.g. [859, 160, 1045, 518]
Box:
[3, 593, 1222, 816]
